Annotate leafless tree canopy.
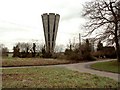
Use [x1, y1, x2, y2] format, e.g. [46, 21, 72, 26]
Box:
[83, 0, 119, 39]
[83, 0, 120, 61]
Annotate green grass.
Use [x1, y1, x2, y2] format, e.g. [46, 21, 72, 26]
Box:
[91, 60, 119, 73]
[2, 67, 119, 88]
[2, 57, 72, 67]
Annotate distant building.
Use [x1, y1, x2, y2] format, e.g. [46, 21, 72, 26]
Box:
[41, 13, 60, 54]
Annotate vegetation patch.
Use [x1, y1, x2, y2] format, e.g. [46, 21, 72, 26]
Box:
[91, 60, 119, 73]
[2, 57, 74, 67]
[2, 67, 119, 88]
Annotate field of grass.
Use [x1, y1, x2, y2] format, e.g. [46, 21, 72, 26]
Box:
[91, 60, 119, 73]
[2, 67, 119, 88]
[2, 57, 73, 67]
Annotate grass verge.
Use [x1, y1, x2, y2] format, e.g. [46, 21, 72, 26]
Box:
[2, 67, 119, 88]
[2, 57, 74, 67]
[91, 60, 119, 73]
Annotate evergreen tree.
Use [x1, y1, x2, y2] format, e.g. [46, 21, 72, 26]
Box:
[97, 41, 103, 51]
[13, 45, 20, 57]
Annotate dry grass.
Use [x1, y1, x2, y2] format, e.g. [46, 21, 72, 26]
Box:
[2, 57, 73, 67]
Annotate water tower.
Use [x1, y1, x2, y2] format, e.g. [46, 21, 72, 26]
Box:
[41, 13, 60, 54]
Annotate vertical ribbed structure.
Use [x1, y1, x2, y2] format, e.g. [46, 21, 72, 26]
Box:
[41, 13, 60, 54]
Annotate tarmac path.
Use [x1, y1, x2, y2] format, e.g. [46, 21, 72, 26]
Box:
[2, 59, 119, 82]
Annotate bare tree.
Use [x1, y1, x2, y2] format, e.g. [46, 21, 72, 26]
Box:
[35, 43, 44, 53]
[0, 44, 9, 57]
[67, 38, 76, 51]
[83, 0, 120, 61]
[54, 44, 64, 52]
[16, 42, 32, 53]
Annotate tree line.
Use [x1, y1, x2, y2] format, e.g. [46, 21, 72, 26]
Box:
[0, 38, 117, 62]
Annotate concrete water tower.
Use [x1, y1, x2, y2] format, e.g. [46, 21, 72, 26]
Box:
[41, 13, 60, 54]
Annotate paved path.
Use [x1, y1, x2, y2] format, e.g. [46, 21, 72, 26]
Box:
[2, 59, 119, 82]
[62, 59, 119, 82]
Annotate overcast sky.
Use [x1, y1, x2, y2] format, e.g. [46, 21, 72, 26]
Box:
[0, 0, 92, 51]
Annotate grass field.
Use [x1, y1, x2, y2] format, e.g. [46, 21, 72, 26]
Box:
[2, 57, 73, 67]
[91, 60, 119, 73]
[2, 67, 119, 88]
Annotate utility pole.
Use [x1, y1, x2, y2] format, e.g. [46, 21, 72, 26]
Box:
[79, 33, 81, 47]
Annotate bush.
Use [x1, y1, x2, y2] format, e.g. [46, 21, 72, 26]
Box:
[52, 53, 66, 59]
[42, 52, 52, 58]
[92, 46, 116, 59]
[64, 50, 96, 61]
[64, 40, 96, 61]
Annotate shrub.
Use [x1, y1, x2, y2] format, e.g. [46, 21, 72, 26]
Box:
[64, 39, 96, 61]
[92, 46, 116, 59]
